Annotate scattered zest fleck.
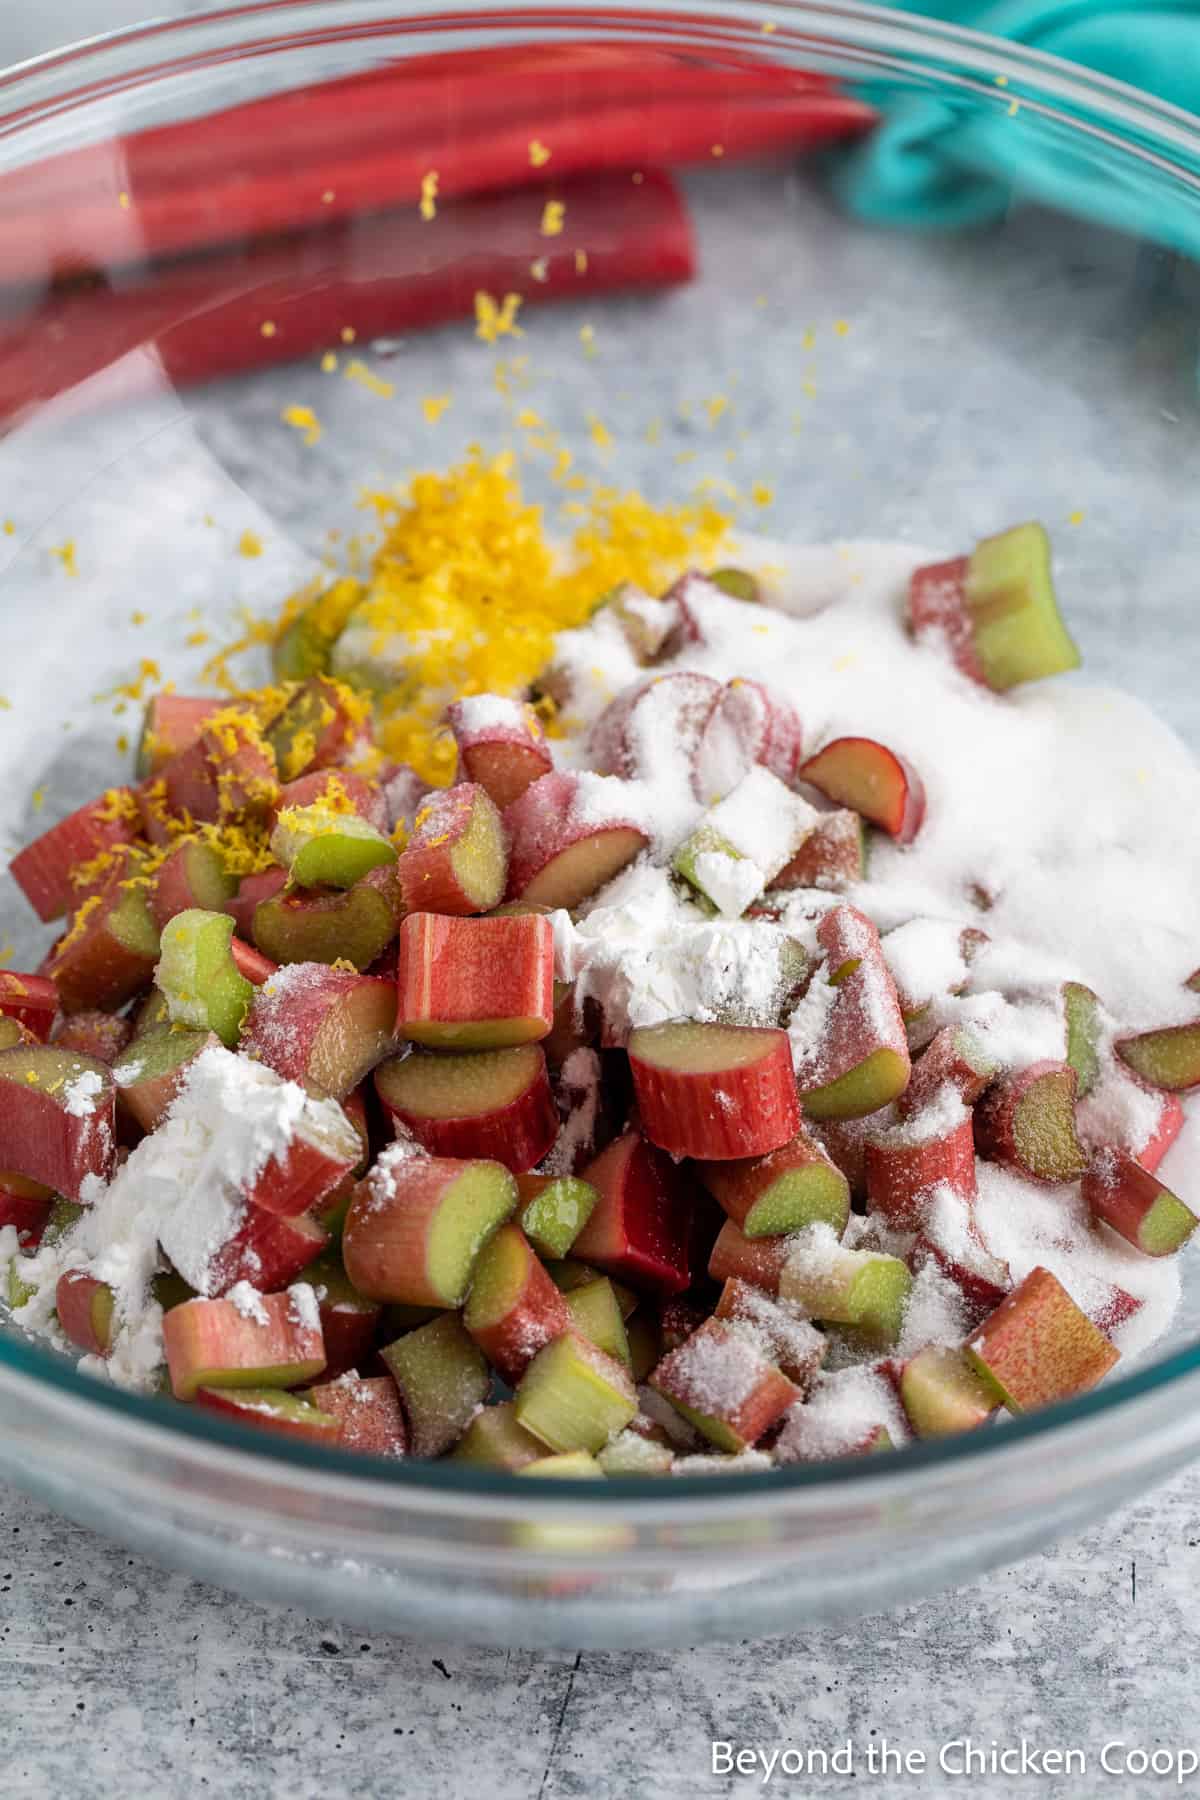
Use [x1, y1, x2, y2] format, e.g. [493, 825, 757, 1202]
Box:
[52, 541, 78, 577]
[344, 360, 395, 399]
[1009, 99, 1020, 116]
[2, 520, 13, 534]
[474, 291, 524, 345]
[31, 786, 45, 813]
[340, 327, 357, 345]
[130, 610, 147, 626]
[752, 482, 775, 508]
[282, 404, 322, 446]
[320, 352, 338, 374]
[587, 414, 613, 452]
[1069, 509, 1086, 526]
[260, 320, 278, 339]
[185, 630, 210, 648]
[421, 394, 452, 424]
[118, 191, 131, 210]
[540, 200, 566, 237]
[705, 395, 730, 426]
[579, 323, 596, 356]
[529, 257, 549, 284]
[419, 170, 439, 222]
[761, 17, 776, 30]
[834, 319, 851, 337]
[528, 139, 551, 168]
[321, 188, 335, 204]
[238, 530, 264, 559]
[574, 248, 588, 275]
[711, 144, 725, 158]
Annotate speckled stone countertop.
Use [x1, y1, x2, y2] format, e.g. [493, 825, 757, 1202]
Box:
[2, 1469, 1199, 1799]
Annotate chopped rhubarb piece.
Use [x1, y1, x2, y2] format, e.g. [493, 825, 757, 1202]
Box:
[910, 1184, 1012, 1319]
[774, 1368, 904, 1464]
[573, 1131, 693, 1296]
[597, 1430, 675, 1475]
[1063, 981, 1102, 1098]
[770, 809, 865, 893]
[446, 697, 554, 811]
[778, 1225, 913, 1347]
[269, 768, 388, 834]
[696, 1129, 849, 1237]
[601, 582, 681, 663]
[381, 1312, 489, 1459]
[375, 1044, 557, 1170]
[229, 936, 277, 986]
[649, 1317, 798, 1452]
[253, 867, 401, 972]
[162, 716, 279, 824]
[589, 671, 721, 780]
[965, 1266, 1119, 1412]
[692, 677, 804, 801]
[270, 800, 396, 890]
[45, 863, 160, 1015]
[0, 1046, 114, 1199]
[196, 1385, 342, 1443]
[397, 911, 554, 1050]
[271, 578, 363, 683]
[0, 972, 58, 1040]
[343, 1146, 516, 1306]
[975, 1060, 1086, 1182]
[51, 1009, 133, 1065]
[156, 908, 253, 1048]
[137, 693, 222, 777]
[9, 787, 140, 922]
[564, 1275, 632, 1368]
[227, 865, 288, 939]
[809, 1117, 871, 1199]
[708, 567, 762, 605]
[451, 1400, 545, 1471]
[266, 676, 367, 780]
[798, 736, 925, 844]
[0, 1181, 53, 1244]
[713, 1278, 827, 1390]
[790, 906, 911, 1120]
[112, 1023, 215, 1132]
[1138, 1093, 1185, 1174]
[163, 1287, 326, 1400]
[396, 782, 507, 916]
[897, 1022, 998, 1119]
[55, 1270, 116, 1358]
[464, 1222, 572, 1383]
[514, 1330, 637, 1454]
[707, 1219, 792, 1293]
[864, 1100, 977, 1230]
[503, 770, 649, 909]
[244, 1095, 362, 1219]
[910, 524, 1080, 691]
[307, 1373, 407, 1456]
[515, 1172, 600, 1258]
[1117, 1022, 1200, 1093]
[150, 841, 237, 932]
[900, 1343, 998, 1438]
[206, 1207, 330, 1297]
[673, 766, 818, 917]
[628, 1021, 799, 1161]
[1090, 1283, 1144, 1339]
[295, 1251, 381, 1380]
[1082, 1149, 1199, 1257]
[243, 963, 397, 1097]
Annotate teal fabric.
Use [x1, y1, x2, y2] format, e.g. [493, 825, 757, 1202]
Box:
[835, 2, 1200, 251]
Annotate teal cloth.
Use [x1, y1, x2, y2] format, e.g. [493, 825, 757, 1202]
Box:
[835, 2, 1200, 251]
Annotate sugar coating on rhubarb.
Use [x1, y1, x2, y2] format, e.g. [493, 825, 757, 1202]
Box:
[775, 1367, 909, 1463]
[62, 1069, 105, 1117]
[452, 694, 541, 736]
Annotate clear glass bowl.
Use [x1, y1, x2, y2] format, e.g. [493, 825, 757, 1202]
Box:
[1, 2, 1199, 1649]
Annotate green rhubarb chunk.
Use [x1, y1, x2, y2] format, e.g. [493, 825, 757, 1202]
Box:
[518, 1176, 599, 1259]
[965, 522, 1080, 690]
[1140, 1190, 1200, 1257]
[1117, 1024, 1200, 1093]
[252, 874, 399, 971]
[597, 1430, 674, 1475]
[519, 1450, 605, 1479]
[800, 1047, 911, 1121]
[1064, 982, 1102, 1099]
[565, 1277, 632, 1369]
[782, 1244, 912, 1347]
[450, 1401, 545, 1471]
[270, 803, 396, 891]
[155, 908, 253, 1048]
[707, 566, 761, 604]
[901, 1344, 997, 1439]
[658, 1396, 747, 1456]
[272, 578, 364, 681]
[743, 1163, 850, 1239]
[381, 1313, 489, 1459]
[425, 1162, 518, 1308]
[202, 1387, 340, 1429]
[515, 1331, 637, 1454]
[109, 876, 162, 961]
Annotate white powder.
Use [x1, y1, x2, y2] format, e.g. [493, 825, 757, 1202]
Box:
[692, 850, 765, 920]
[775, 1367, 909, 1463]
[63, 1070, 104, 1118]
[451, 694, 532, 734]
[288, 1281, 320, 1332]
[671, 1450, 775, 1476]
[882, 917, 970, 1015]
[227, 1281, 269, 1325]
[540, 1047, 602, 1176]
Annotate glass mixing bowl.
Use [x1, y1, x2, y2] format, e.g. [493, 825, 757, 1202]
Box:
[1, 2, 1199, 1651]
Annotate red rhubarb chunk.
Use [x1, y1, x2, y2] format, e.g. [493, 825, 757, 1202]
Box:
[503, 770, 649, 909]
[162, 1288, 327, 1400]
[307, 1374, 408, 1456]
[974, 1060, 1085, 1183]
[572, 1131, 693, 1296]
[907, 556, 985, 684]
[865, 1104, 977, 1231]
[1082, 1148, 1199, 1257]
[375, 1043, 558, 1172]
[0, 972, 58, 1040]
[628, 1021, 799, 1161]
[0, 1045, 115, 1200]
[206, 1206, 331, 1297]
[692, 677, 803, 800]
[9, 789, 140, 922]
[242, 964, 397, 1098]
[798, 736, 925, 844]
[588, 671, 721, 781]
[396, 911, 554, 1050]
[446, 696, 554, 811]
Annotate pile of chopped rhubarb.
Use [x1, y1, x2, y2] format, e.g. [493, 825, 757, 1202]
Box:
[1, 491, 1197, 1475]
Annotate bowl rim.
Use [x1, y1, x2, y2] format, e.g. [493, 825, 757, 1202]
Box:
[2, 0, 1199, 1505]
